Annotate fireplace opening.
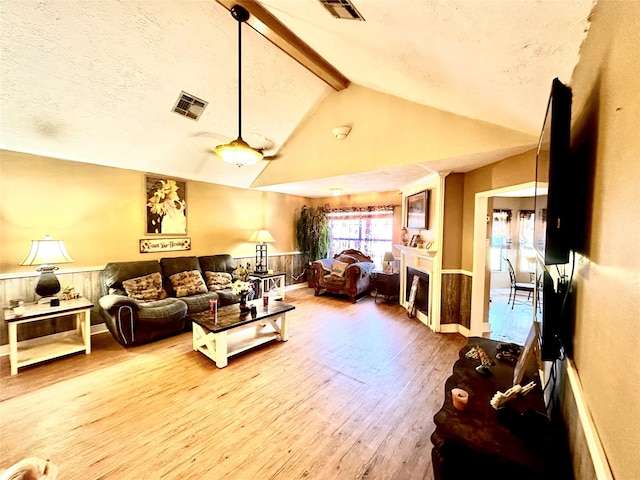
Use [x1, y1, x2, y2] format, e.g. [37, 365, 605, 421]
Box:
[406, 267, 430, 316]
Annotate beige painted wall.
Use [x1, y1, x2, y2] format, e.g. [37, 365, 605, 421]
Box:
[442, 174, 464, 269]
[565, 2, 640, 479]
[0, 151, 307, 274]
[253, 84, 536, 187]
[459, 149, 538, 271]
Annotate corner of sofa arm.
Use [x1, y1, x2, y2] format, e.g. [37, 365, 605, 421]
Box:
[345, 261, 375, 278]
[99, 294, 140, 312]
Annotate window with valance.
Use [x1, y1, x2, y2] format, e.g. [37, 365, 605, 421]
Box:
[490, 209, 512, 271]
[327, 206, 395, 267]
[518, 210, 536, 272]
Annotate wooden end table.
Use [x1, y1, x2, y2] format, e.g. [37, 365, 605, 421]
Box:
[4, 297, 94, 375]
[191, 299, 294, 368]
[373, 271, 400, 303]
[249, 271, 286, 300]
[431, 337, 553, 479]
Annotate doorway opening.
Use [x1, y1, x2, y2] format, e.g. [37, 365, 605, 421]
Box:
[470, 182, 539, 345]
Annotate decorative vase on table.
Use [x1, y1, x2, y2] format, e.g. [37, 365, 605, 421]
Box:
[232, 279, 253, 313]
[239, 293, 251, 313]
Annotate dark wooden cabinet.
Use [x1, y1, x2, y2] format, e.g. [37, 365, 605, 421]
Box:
[372, 271, 400, 303]
[431, 337, 563, 480]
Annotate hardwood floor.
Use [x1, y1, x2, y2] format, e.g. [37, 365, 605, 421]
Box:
[0, 288, 467, 479]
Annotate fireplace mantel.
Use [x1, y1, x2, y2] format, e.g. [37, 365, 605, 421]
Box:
[395, 244, 438, 275]
[395, 244, 442, 330]
[395, 245, 437, 258]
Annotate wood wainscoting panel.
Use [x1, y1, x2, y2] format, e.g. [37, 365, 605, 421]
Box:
[1, 255, 308, 346]
[440, 272, 472, 328]
[0, 270, 102, 345]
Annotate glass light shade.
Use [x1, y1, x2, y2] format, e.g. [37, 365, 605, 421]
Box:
[215, 138, 263, 167]
[20, 236, 74, 266]
[249, 229, 276, 243]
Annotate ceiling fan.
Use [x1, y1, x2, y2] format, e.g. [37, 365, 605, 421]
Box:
[196, 131, 282, 162]
[214, 5, 278, 167]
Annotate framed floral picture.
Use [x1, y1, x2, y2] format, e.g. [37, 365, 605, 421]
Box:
[406, 190, 428, 229]
[145, 175, 187, 235]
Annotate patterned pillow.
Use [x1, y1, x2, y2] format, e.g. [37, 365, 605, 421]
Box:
[205, 271, 233, 291]
[122, 272, 167, 301]
[169, 270, 208, 298]
[330, 260, 349, 277]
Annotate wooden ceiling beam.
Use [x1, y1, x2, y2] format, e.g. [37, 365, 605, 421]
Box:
[215, 0, 350, 91]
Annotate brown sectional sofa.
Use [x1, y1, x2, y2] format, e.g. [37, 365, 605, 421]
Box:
[99, 254, 254, 347]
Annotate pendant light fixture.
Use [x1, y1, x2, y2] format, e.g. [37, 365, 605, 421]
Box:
[215, 5, 264, 167]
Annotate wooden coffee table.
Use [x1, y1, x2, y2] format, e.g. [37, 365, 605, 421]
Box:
[190, 299, 294, 368]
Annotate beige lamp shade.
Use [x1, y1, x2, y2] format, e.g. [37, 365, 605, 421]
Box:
[20, 235, 73, 298]
[383, 251, 396, 273]
[250, 229, 275, 274]
[20, 235, 74, 266]
[249, 229, 276, 243]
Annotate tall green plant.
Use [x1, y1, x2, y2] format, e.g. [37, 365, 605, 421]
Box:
[296, 205, 330, 263]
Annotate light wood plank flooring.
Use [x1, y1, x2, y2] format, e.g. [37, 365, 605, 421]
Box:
[0, 288, 467, 479]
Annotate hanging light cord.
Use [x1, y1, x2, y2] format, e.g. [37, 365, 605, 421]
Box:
[237, 16, 243, 140]
[214, 5, 262, 167]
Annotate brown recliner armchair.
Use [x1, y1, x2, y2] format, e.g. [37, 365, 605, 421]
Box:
[311, 249, 376, 303]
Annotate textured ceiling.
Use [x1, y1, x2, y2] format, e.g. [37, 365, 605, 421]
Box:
[0, 0, 595, 197]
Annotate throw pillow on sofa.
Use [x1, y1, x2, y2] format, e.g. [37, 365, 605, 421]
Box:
[321, 255, 358, 272]
[122, 272, 168, 301]
[330, 260, 349, 277]
[169, 270, 208, 298]
[205, 271, 233, 291]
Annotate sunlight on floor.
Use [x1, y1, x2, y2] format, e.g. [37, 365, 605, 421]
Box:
[488, 288, 534, 346]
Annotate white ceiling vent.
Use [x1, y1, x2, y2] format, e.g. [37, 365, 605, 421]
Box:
[319, 0, 365, 21]
[172, 91, 208, 120]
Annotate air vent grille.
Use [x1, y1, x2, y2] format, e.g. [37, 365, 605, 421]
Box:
[318, 0, 365, 21]
[172, 91, 208, 120]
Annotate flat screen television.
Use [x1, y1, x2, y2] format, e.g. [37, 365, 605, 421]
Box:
[534, 78, 572, 266]
[533, 78, 573, 361]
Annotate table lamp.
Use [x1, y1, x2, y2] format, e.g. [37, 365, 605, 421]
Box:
[383, 251, 395, 273]
[20, 235, 74, 298]
[249, 229, 275, 273]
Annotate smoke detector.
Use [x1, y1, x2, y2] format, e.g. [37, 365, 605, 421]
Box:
[332, 126, 351, 139]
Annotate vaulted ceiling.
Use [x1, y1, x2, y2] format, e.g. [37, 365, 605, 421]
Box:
[0, 0, 595, 197]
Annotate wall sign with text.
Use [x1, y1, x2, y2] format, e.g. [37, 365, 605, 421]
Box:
[139, 237, 191, 253]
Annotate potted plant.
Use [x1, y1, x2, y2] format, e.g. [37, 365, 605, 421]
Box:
[296, 205, 330, 286]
